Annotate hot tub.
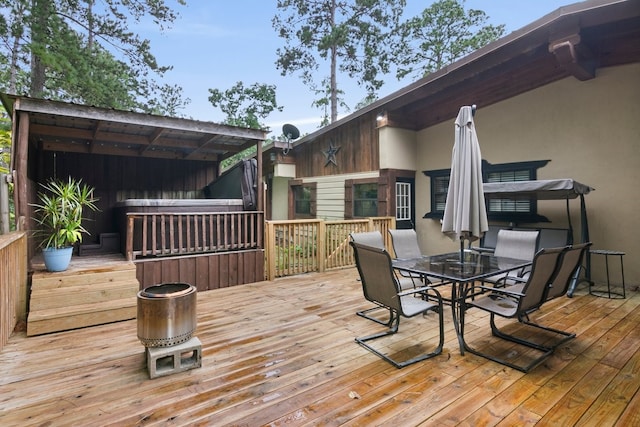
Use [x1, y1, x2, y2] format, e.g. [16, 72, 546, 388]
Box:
[114, 198, 244, 214]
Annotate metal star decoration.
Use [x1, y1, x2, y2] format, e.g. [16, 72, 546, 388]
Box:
[322, 141, 341, 166]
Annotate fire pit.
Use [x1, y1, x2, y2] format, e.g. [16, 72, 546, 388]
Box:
[137, 283, 197, 348]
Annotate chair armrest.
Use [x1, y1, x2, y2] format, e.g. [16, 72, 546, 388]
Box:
[495, 273, 528, 287]
[398, 286, 431, 297]
[471, 247, 495, 255]
[398, 286, 443, 301]
[466, 284, 525, 299]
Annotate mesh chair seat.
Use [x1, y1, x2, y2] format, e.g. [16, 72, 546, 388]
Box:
[350, 241, 444, 368]
[484, 229, 539, 286]
[460, 246, 569, 372]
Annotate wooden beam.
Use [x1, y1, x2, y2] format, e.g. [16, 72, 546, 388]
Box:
[549, 34, 596, 81]
[138, 127, 165, 155]
[14, 112, 29, 228]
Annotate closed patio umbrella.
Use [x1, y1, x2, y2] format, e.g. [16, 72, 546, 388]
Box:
[441, 105, 488, 261]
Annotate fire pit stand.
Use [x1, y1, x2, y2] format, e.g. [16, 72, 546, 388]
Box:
[137, 283, 202, 379]
[145, 337, 202, 379]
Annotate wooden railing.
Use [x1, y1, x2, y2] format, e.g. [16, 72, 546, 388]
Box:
[0, 231, 27, 351]
[265, 217, 396, 280]
[125, 211, 264, 260]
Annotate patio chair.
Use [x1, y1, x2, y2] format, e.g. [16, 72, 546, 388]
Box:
[508, 242, 591, 301]
[388, 229, 423, 259]
[350, 231, 417, 287]
[350, 241, 444, 368]
[483, 229, 540, 286]
[350, 231, 418, 326]
[459, 246, 567, 372]
[388, 228, 446, 288]
[544, 242, 591, 301]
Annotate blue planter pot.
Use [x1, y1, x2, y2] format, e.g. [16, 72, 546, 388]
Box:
[42, 247, 73, 272]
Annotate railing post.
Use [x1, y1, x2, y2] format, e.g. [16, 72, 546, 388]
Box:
[318, 219, 326, 273]
[126, 215, 134, 261]
[265, 221, 276, 281]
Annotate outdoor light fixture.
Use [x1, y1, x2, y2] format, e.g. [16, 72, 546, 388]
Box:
[376, 111, 388, 127]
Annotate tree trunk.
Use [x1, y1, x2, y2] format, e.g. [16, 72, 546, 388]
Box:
[329, 0, 338, 123]
[29, 0, 51, 97]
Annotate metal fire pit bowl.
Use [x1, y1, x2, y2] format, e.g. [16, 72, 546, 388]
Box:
[137, 283, 197, 348]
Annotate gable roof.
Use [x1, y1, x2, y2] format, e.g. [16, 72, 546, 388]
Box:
[0, 94, 267, 162]
[297, 0, 640, 144]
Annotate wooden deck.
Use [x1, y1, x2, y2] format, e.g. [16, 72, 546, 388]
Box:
[1, 268, 639, 426]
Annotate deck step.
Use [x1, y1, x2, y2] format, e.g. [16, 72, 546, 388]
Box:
[27, 299, 137, 336]
[28, 259, 140, 336]
[29, 279, 140, 311]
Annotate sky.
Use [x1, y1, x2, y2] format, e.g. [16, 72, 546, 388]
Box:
[140, 0, 576, 136]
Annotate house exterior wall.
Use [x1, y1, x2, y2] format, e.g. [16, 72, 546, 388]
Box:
[302, 171, 379, 220]
[271, 176, 291, 220]
[414, 63, 640, 285]
[379, 127, 417, 171]
[295, 112, 379, 178]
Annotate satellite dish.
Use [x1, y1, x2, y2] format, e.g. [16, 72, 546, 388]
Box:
[282, 124, 300, 141]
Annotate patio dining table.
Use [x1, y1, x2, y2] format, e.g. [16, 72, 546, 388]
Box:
[393, 250, 532, 354]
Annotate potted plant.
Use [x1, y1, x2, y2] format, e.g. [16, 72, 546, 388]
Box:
[32, 177, 99, 272]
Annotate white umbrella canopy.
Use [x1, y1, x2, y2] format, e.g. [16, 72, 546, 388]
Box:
[441, 105, 489, 258]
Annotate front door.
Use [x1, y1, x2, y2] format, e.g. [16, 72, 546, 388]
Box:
[395, 178, 415, 229]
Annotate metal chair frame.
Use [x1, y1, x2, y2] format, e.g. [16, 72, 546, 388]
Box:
[350, 241, 444, 368]
[460, 246, 568, 372]
[350, 231, 419, 326]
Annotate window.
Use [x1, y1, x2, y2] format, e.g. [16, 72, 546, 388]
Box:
[424, 160, 550, 222]
[485, 168, 532, 216]
[353, 183, 378, 217]
[289, 181, 316, 219]
[396, 182, 411, 221]
[294, 186, 312, 216]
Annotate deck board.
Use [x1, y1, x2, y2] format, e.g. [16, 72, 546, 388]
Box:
[1, 267, 638, 426]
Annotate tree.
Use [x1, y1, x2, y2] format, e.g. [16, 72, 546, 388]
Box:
[394, 0, 505, 80]
[273, 0, 406, 124]
[208, 82, 283, 130]
[0, 0, 189, 115]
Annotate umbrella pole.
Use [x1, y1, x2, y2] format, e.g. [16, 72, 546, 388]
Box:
[460, 237, 465, 264]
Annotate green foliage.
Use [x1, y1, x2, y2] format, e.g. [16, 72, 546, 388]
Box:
[208, 82, 283, 130]
[0, 0, 189, 115]
[32, 177, 99, 249]
[0, 106, 14, 230]
[394, 0, 505, 80]
[273, 0, 406, 123]
[0, 113, 10, 176]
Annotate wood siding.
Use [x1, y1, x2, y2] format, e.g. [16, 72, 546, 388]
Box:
[295, 112, 379, 178]
[30, 151, 218, 242]
[135, 249, 265, 291]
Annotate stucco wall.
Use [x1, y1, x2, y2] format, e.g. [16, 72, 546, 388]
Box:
[379, 127, 417, 170]
[270, 176, 290, 220]
[414, 63, 640, 286]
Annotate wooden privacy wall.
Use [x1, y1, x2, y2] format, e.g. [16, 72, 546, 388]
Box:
[32, 151, 219, 241]
[0, 232, 27, 351]
[135, 249, 265, 291]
